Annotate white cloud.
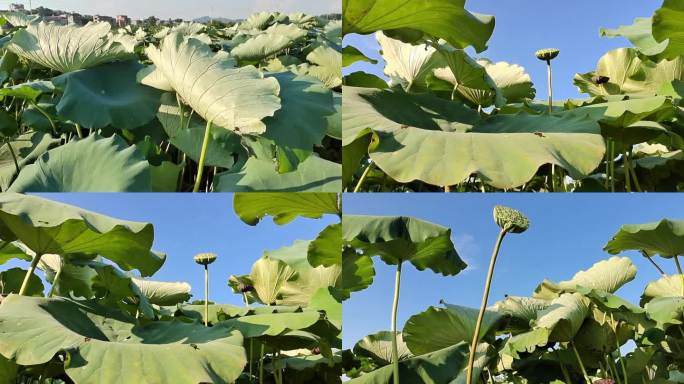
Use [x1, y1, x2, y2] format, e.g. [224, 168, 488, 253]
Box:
[452, 233, 481, 272]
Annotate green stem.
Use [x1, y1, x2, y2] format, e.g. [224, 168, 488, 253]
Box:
[249, 339, 254, 381]
[5, 141, 20, 175]
[624, 148, 631, 192]
[625, 147, 642, 192]
[609, 140, 616, 192]
[193, 119, 213, 193]
[19, 254, 42, 296]
[31, 102, 56, 134]
[390, 262, 402, 384]
[467, 229, 507, 384]
[605, 355, 619, 384]
[47, 257, 63, 298]
[75, 123, 83, 139]
[571, 341, 591, 384]
[204, 265, 209, 327]
[643, 252, 666, 276]
[557, 349, 573, 384]
[611, 314, 628, 384]
[674, 256, 684, 296]
[547, 60, 553, 113]
[259, 344, 265, 384]
[354, 160, 374, 193]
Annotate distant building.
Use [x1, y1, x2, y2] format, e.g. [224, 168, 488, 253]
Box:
[67, 13, 83, 25]
[9, 3, 25, 12]
[93, 14, 114, 26]
[44, 14, 67, 25]
[115, 15, 130, 27]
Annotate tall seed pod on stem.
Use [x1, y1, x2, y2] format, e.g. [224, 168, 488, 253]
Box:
[194, 252, 217, 326]
[466, 206, 529, 384]
[535, 48, 560, 113]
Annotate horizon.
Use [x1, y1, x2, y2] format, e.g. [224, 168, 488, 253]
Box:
[2, 0, 340, 21]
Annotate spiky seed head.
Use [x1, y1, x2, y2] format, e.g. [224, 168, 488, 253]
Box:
[535, 48, 560, 61]
[194, 252, 217, 266]
[591, 75, 610, 85]
[493, 205, 530, 234]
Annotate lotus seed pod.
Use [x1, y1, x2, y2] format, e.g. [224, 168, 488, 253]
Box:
[493, 205, 530, 234]
[535, 48, 560, 61]
[194, 252, 217, 266]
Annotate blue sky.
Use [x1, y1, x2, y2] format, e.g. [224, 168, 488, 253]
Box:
[5, 1, 339, 20]
[4, 193, 337, 306]
[343, 193, 684, 348]
[343, 0, 659, 101]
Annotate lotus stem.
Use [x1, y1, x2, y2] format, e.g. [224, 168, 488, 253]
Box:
[466, 229, 506, 384]
[444, 185, 451, 193]
[556, 349, 573, 384]
[30, 102, 56, 134]
[611, 313, 628, 384]
[642, 251, 666, 276]
[354, 160, 374, 192]
[47, 257, 64, 298]
[674, 256, 684, 296]
[606, 355, 621, 384]
[625, 147, 642, 192]
[193, 119, 213, 193]
[546, 60, 553, 113]
[570, 341, 591, 383]
[390, 262, 402, 384]
[75, 124, 83, 139]
[249, 339, 254, 380]
[259, 344, 265, 384]
[5, 141, 20, 175]
[609, 140, 616, 192]
[204, 264, 209, 326]
[18, 253, 42, 296]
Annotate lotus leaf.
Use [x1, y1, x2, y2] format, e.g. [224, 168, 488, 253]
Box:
[308, 223, 342, 267]
[231, 24, 307, 61]
[305, 45, 342, 89]
[214, 156, 342, 192]
[233, 192, 339, 226]
[341, 247, 374, 296]
[8, 22, 136, 73]
[0, 193, 160, 276]
[403, 303, 503, 355]
[604, 219, 684, 258]
[342, 0, 495, 53]
[0, 132, 58, 191]
[143, 33, 281, 134]
[0, 267, 43, 296]
[9, 134, 152, 192]
[342, 215, 465, 275]
[0, 295, 246, 384]
[221, 310, 323, 338]
[376, 32, 441, 91]
[52, 61, 162, 130]
[353, 331, 413, 366]
[343, 45, 377, 67]
[600, 18, 671, 60]
[652, 0, 684, 59]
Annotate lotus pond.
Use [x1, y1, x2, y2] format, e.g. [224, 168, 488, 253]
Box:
[342, 0, 684, 192]
[0, 192, 343, 383]
[0, 10, 341, 192]
[342, 193, 684, 383]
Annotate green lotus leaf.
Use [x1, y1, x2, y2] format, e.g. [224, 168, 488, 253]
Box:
[492, 296, 550, 334]
[533, 257, 637, 299]
[153, 22, 207, 40]
[0, 193, 160, 276]
[269, 354, 340, 380]
[341, 247, 374, 297]
[239, 11, 276, 30]
[0, 132, 59, 191]
[131, 277, 191, 306]
[250, 256, 297, 305]
[173, 303, 306, 325]
[233, 192, 339, 225]
[214, 156, 341, 192]
[307, 287, 342, 328]
[0, 11, 39, 27]
[353, 331, 413, 366]
[403, 303, 503, 355]
[308, 223, 342, 267]
[502, 327, 551, 358]
[264, 240, 341, 306]
[600, 17, 670, 59]
[642, 274, 684, 305]
[326, 92, 342, 139]
[535, 293, 591, 342]
[574, 286, 648, 326]
[342, 215, 465, 275]
[52, 61, 162, 130]
[344, 71, 388, 88]
[343, 45, 377, 67]
[376, 32, 442, 91]
[7, 22, 136, 73]
[571, 316, 623, 360]
[305, 45, 342, 89]
[323, 20, 342, 46]
[480, 59, 536, 103]
[432, 49, 501, 107]
[289, 13, 317, 29]
[222, 311, 322, 338]
[9, 134, 152, 192]
[142, 33, 281, 134]
[0, 295, 246, 384]
[263, 71, 335, 152]
[645, 296, 684, 328]
[231, 24, 307, 61]
[343, 0, 495, 53]
[0, 80, 54, 101]
[0, 241, 30, 265]
[156, 93, 244, 170]
[604, 219, 684, 258]
[652, 0, 684, 59]
[0, 267, 43, 296]
[574, 48, 684, 96]
[346, 342, 490, 384]
[0, 354, 17, 384]
[343, 86, 604, 189]
[565, 96, 675, 133]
